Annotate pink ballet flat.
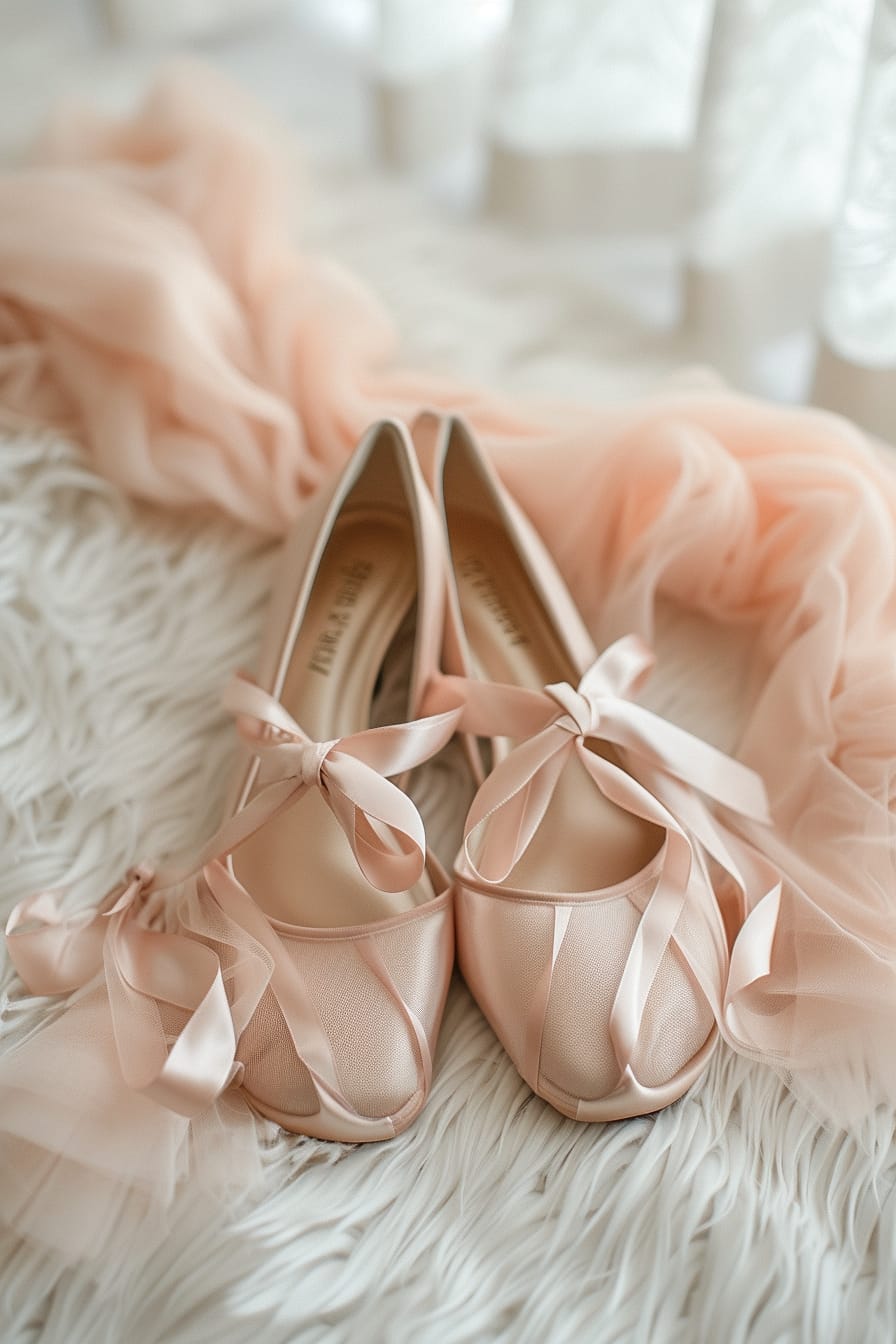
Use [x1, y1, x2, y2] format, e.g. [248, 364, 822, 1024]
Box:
[6, 420, 461, 1142]
[414, 412, 774, 1121]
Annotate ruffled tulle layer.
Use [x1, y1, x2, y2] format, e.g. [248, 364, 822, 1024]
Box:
[0, 983, 265, 1279]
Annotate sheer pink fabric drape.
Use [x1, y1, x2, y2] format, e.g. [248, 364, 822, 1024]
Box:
[2, 63, 896, 1269]
[0, 64, 551, 530]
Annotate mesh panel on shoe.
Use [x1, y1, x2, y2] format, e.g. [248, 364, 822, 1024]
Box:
[288, 936, 418, 1120]
[634, 945, 714, 1089]
[456, 888, 554, 1068]
[238, 988, 319, 1119]
[538, 882, 717, 1101]
[373, 910, 448, 1046]
[236, 907, 449, 1125]
[459, 863, 721, 1106]
[539, 898, 641, 1101]
[632, 883, 717, 1089]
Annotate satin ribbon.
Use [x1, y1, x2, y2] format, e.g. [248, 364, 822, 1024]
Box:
[452, 636, 771, 881]
[221, 672, 461, 893]
[4, 863, 261, 1118]
[435, 635, 782, 1085]
[4, 685, 462, 1119]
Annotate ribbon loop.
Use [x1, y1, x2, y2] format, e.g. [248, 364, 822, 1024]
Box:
[222, 672, 461, 894]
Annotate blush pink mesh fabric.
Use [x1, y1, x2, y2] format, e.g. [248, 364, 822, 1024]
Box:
[456, 864, 719, 1122]
[238, 989, 320, 1121]
[237, 902, 452, 1128]
[0, 65, 553, 532]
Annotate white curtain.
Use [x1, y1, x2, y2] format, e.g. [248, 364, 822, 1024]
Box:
[372, 0, 896, 440]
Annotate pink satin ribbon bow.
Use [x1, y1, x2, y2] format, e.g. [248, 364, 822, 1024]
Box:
[4, 682, 462, 1119]
[435, 635, 782, 1083]
[454, 635, 772, 882]
[4, 862, 252, 1117]
[221, 672, 461, 893]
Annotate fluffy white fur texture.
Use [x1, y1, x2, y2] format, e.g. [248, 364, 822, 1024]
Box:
[1, 428, 894, 1344]
[2, 51, 896, 1342]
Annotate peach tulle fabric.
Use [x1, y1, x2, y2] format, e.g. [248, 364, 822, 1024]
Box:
[2, 65, 896, 1266]
[0, 65, 548, 530]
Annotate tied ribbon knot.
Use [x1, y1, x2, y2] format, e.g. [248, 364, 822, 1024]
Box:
[543, 681, 600, 738]
[4, 679, 463, 1119]
[297, 740, 332, 789]
[106, 862, 157, 916]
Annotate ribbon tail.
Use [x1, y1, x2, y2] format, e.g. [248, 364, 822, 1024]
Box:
[463, 730, 573, 883]
[577, 635, 656, 702]
[723, 881, 784, 1052]
[104, 906, 241, 1118]
[598, 699, 773, 825]
[325, 753, 428, 892]
[573, 748, 696, 1075]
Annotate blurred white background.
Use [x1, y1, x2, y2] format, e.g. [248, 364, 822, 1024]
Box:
[1, 0, 893, 438]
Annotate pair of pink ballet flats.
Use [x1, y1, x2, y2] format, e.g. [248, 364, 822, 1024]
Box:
[7, 416, 773, 1140]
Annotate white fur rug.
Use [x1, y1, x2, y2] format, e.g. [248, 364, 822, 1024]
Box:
[2, 31, 895, 1344]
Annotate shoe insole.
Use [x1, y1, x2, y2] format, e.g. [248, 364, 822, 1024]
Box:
[233, 510, 436, 928]
[451, 511, 663, 893]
